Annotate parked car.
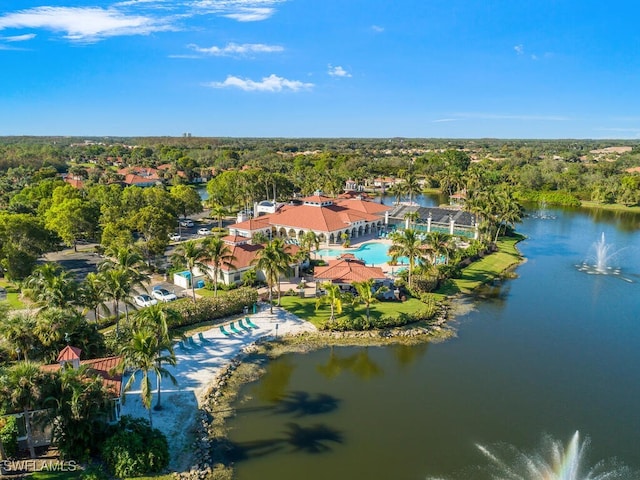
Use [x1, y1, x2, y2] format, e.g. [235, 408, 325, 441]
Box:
[197, 228, 211, 236]
[134, 294, 158, 307]
[169, 233, 183, 242]
[151, 288, 178, 302]
[179, 219, 194, 228]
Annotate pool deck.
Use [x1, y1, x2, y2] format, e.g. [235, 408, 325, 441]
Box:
[314, 237, 405, 275]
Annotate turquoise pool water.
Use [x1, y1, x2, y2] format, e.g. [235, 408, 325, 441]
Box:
[316, 242, 407, 266]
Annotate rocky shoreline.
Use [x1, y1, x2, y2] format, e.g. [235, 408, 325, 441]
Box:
[173, 307, 454, 480]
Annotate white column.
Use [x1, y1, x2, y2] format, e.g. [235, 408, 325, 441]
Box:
[427, 213, 432, 233]
[449, 214, 455, 235]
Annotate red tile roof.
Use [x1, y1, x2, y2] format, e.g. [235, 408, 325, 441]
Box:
[314, 256, 386, 284]
[41, 351, 123, 397]
[334, 198, 391, 215]
[216, 242, 300, 271]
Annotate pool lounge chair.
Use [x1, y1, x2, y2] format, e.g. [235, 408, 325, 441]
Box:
[219, 325, 232, 337]
[178, 340, 190, 350]
[229, 322, 243, 335]
[187, 337, 198, 348]
[198, 332, 211, 343]
[238, 318, 252, 331]
[245, 317, 260, 329]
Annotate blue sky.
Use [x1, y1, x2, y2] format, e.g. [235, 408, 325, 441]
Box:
[0, 0, 639, 138]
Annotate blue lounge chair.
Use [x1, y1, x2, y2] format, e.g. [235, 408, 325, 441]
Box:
[219, 325, 232, 336]
[229, 322, 243, 335]
[198, 332, 211, 344]
[245, 317, 260, 329]
[187, 337, 198, 348]
[238, 318, 252, 331]
[178, 340, 190, 350]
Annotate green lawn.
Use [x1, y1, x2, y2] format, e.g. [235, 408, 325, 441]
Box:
[580, 200, 640, 213]
[0, 278, 26, 309]
[436, 234, 524, 295]
[278, 295, 425, 328]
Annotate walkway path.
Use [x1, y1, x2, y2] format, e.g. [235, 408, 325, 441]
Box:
[120, 305, 316, 469]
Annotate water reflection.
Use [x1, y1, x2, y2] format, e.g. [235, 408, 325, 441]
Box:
[316, 347, 383, 380]
[284, 423, 344, 454]
[254, 356, 296, 402]
[391, 343, 430, 369]
[275, 391, 340, 417]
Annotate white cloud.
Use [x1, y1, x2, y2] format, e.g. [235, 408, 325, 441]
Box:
[328, 65, 351, 77]
[1, 33, 36, 42]
[433, 118, 457, 123]
[189, 1, 286, 21]
[223, 7, 275, 21]
[371, 25, 384, 33]
[514, 44, 524, 55]
[0, 6, 174, 41]
[188, 42, 283, 56]
[204, 74, 314, 92]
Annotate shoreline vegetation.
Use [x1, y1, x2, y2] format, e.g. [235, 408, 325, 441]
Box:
[179, 234, 525, 480]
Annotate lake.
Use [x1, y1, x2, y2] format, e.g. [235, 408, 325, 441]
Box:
[228, 205, 640, 479]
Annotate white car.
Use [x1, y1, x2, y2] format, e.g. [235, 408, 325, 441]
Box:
[197, 228, 211, 236]
[179, 219, 194, 228]
[169, 233, 183, 242]
[134, 294, 158, 308]
[151, 288, 178, 302]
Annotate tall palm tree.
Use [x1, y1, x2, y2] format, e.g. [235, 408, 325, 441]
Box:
[99, 246, 147, 327]
[0, 312, 38, 361]
[253, 238, 292, 313]
[402, 171, 420, 205]
[45, 364, 111, 460]
[79, 272, 110, 322]
[315, 282, 344, 323]
[131, 305, 179, 410]
[120, 327, 176, 427]
[100, 268, 134, 336]
[388, 229, 427, 290]
[171, 240, 211, 301]
[425, 231, 454, 265]
[352, 279, 386, 323]
[0, 362, 45, 458]
[300, 231, 320, 259]
[23, 263, 79, 309]
[210, 203, 228, 230]
[206, 236, 236, 297]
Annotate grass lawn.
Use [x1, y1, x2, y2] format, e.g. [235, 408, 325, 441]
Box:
[436, 234, 524, 295]
[0, 277, 26, 309]
[278, 295, 425, 328]
[580, 200, 640, 213]
[31, 471, 82, 480]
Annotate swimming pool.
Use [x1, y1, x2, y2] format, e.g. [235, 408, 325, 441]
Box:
[316, 242, 407, 266]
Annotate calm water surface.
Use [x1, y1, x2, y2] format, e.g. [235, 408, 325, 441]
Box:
[228, 206, 640, 479]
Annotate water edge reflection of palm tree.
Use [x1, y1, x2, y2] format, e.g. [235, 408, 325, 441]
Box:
[274, 391, 340, 417]
[316, 347, 382, 380]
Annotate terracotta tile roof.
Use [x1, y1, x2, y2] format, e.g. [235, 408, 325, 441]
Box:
[41, 349, 123, 397]
[221, 235, 250, 245]
[117, 167, 161, 185]
[157, 163, 188, 178]
[314, 256, 386, 284]
[232, 217, 271, 231]
[625, 166, 640, 173]
[216, 243, 300, 271]
[335, 198, 391, 215]
[57, 345, 81, 362]
[264, 204, 380, 232]
[301, 194, 334, 203]
[64, 177, 85, 189]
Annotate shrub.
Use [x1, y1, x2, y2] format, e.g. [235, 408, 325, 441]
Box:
[0, 416, 18, 459]
[161, 287, 258, 328]
[101, 416, 169, 478]
[80, 464, 110, 480]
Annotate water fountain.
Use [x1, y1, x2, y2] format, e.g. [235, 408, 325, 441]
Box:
[475, 431, 635, 480]
[577, 232, 626, 277]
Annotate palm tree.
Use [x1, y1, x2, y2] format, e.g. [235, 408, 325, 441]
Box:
[210, 203, 228, 230]
[402, 171, 420, 205]
[79, 272, 110, 322]
[253, 238, 292, 313]
[45, 364, 111, 460]
[388, 229, 427, 290]
[300, 231, 320, 259]
[425, 231, 454, 265]
[100, 268, 134, 336]
[404, 210, 420, 228]
[352, 279, 387, 323]
[206, 236, 236, 297]
[131, 305, 179, 410]
[171, 240, 211, 301]
[23, 263, 79, 309]
[99, 246, 147, 328]
[315, 282, 344, 323]
[120, 327, 177, 427]
[0, 362, 45, 458]
[0, 312, 38, 361]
